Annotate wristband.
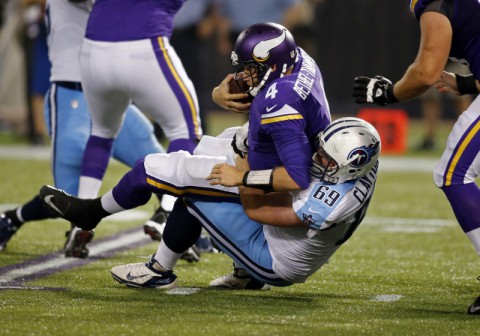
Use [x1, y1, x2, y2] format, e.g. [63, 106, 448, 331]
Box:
[242, 169, 274, 191]
[386, 85, 399, 104]
[456, 74, 478, 95]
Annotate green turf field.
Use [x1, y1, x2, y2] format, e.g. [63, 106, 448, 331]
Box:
[1, 117, 480, 335]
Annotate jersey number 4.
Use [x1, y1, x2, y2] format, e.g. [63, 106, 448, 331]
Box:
[265, 83, 278, 100]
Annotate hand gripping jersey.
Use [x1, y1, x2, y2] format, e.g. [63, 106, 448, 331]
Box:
[248, 48, 331, 189]
[410, 0, 480, 79]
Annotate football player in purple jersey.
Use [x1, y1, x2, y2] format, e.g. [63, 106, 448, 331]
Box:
[352, 0, 480, 314]
[75, 0, 203, 204]
[38, 22, 335, 289]
[213, 22, 331, 191]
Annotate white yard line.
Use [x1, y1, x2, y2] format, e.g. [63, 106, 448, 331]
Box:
[0, 229, 150, 284]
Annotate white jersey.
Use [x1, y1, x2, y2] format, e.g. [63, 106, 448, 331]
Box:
[265, 162, 379, 283]
[45, 0, 91, 82]
[142, 133, 378, 284]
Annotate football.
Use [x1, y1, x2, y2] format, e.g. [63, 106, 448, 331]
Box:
[229, 73, 253, 103]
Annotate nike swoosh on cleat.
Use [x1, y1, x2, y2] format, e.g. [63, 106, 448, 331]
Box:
[126, 272, 150, 281]
[43, 195, 65, 216]
[468, 305, 480, 314]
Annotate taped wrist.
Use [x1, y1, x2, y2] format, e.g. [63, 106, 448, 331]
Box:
[456, 74, 478, 95]
[242, 169, 274, 191]
[386, 85, 399, 104]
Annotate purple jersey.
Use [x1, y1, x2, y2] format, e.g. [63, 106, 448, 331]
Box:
[248, 48, 331, 189]
[85, 0, 184, 42]
[410, 0, 480, 79]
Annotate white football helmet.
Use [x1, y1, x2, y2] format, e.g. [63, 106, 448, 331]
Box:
[311, 117, 381, 184]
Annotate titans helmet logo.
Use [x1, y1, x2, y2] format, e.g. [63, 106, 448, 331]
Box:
[252, 29, 287, 63]
[348, 142, 380, 168]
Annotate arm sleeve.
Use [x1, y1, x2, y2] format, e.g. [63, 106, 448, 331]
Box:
[412, 0, 450, 20]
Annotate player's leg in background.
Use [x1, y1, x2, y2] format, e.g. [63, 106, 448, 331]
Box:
[433, 97, 480, 313]
[111, 104, 172, 244]
[47, 83, 96, 257]
[78, 39, 131, 199]
[133, 37, 202, 154]
[433, 97, 480, 252]
[1, 84, 87, 251]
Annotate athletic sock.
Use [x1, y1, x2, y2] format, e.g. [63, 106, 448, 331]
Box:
[20, 195, 56, 223]
[64, 197, 110, 231]
[4, 209, 22, 228]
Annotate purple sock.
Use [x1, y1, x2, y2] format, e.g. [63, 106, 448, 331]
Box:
[442, 183, 480, 233]
[81, 135, 114, 179]
[167, 138, 198, 154]
[112, 159, 152, 209]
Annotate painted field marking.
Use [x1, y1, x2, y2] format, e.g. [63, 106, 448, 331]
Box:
[363, 216, 456, 233]
[372, 294, 403, 302]
[0, 211, 456, 291]
[166, 287, 202, 295]
[0, 226, 151, 287]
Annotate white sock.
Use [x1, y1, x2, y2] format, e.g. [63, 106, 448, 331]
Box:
[160, 194, 176, 212]
[467, 227, 480, 256]
[78, 176, 102, 198]
[100, 190, 125, 214]
[154, 240, 182, 271]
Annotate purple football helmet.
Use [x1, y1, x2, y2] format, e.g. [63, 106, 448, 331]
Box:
[231, 22, 298, 96]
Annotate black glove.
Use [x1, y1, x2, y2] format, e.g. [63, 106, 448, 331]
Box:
[352, 76, 398, 105]
[231, 122, 249, 158]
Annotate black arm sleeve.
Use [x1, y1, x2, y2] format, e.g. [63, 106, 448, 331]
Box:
[423, 0, 452, 18]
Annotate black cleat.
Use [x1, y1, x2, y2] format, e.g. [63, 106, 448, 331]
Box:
[39, 185, 103, 230]
[64, 226, 94, 258]
[143, 206, 169, 241]
[468, 295, 480, 315]
[0, 214, 18, 251]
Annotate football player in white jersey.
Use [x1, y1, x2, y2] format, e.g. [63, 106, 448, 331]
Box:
[0, 0, 169, 258]
[39, 118, 381, 289]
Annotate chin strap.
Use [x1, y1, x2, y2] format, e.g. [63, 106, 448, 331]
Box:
[249, 63, 291, 97]
[249, 68, 272, 97]
[280, 64, 287, 78]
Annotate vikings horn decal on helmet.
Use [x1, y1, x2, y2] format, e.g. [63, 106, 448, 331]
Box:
[252, 29, 287, 62]
[311, 117, 381, 184]
[231, 22, 298, 97]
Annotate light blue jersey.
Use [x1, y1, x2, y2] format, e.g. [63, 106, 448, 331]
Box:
[44, 83, 163, 195]
[44, 0, 164, 195]
[184, 162, 379, 285]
